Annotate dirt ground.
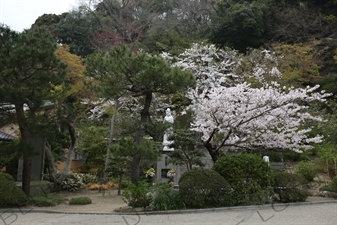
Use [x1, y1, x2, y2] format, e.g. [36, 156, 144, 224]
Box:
[31, 187, 128, 213]
[26, 183, 336, 214]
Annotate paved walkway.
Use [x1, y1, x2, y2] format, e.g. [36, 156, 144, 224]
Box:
[1, 201, 336, 225]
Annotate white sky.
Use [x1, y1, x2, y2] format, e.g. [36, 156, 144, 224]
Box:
[0, 0, 79, 32]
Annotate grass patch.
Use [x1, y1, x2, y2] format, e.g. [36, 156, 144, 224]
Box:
[29, 193, 66, 207]
[69, 197, 92, 205]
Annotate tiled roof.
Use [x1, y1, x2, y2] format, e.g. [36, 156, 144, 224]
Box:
[0, 131, 17, 141]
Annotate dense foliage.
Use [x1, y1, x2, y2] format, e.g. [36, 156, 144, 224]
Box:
[2, 0, 337, 208]
[296, 161, 319, 182]
[122, 181, 152, 208]
[320, 176, 337, 193]
[0, 173, 27, 207]
[213, 154, 274, 205]
[273, 171, 310, 203]
[167, 129, 205, 170]
[152, 182, 185, 211]
[178, 168, 236, 208]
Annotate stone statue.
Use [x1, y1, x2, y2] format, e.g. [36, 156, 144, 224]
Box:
[263, 155, 270, 165]
[163, 108, 174, 151]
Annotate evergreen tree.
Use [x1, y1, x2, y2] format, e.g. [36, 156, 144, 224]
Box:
[0, 25, 67, 196]
[85, 45, 195, 184]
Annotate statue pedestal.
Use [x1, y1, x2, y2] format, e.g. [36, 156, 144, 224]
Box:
[156, 154, 180, 185]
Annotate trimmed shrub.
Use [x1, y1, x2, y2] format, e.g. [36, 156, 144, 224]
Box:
[69, 197, 92, 205]
[179, 168, 236, 208]
[0, 173, 27, 207]
[296, 161, 319, 182]
[29, 194, 65, 207]
[273, 171, 310, 203]
[122, 181, 152, 208]
[213, 153, 274, 205]
[152, 182, 185, 211]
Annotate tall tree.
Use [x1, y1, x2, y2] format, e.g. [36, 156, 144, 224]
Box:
[44, 44, 93, 191]
[171, 43, 330, 162]
[85, 45, 195, 184]
[0, 25, 67, 195]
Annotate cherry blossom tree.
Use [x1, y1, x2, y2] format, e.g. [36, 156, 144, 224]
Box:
[166, 43, 330, 162]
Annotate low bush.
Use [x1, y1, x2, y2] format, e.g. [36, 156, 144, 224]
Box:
[43, 172, 89, 192]
[122, 181, 152, 208]
[0, 173, 27, 207]
[61, 172, 86, 192]
[213, 154, 274, 205]
[278, 189, 310, 203]
[179, 168, 236, 208]
[273, 171, 310, 203]
[319, 176, 337, 193]
[69, 197, 92, 205]
[29, 194, 65, 207]
[296, 161, 319, 182]
[81, 173, 99, 184]
[152, 182, 185, 211]
[87, 181, 115, 190]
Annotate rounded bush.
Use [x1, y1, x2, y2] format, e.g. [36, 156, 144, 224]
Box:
[213, 153, 274, 205]
[61, 172, 86, 192]
[178, 168, 235, 208]
[273, 171, 309, 203]
[0, 173, 27, 207]
[296, 161, 318, 182]
[69, 197, 92, 205]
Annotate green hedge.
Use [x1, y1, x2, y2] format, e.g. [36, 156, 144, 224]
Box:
[273, 171, 310, 203]
[213, 153, 274, 205]
[0, 173, 27, 207]
[179, 168, 236, 208]
[69, 197, 92, 205]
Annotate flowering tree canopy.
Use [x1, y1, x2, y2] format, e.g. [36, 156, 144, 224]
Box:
[168, 43, 330, 162]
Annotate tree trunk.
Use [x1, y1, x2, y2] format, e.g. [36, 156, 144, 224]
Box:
[15, 103, 31, 196]
[118, 174, 122, 195]
[102, 99, 119, 183]
[204, 141, 220, 163]
[326, 159, 329, 179]
[45, 141, 62, 191]
[333, 159, 337, 176]
[44, 123, 76, 191]
[131, 92, 152, 185]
